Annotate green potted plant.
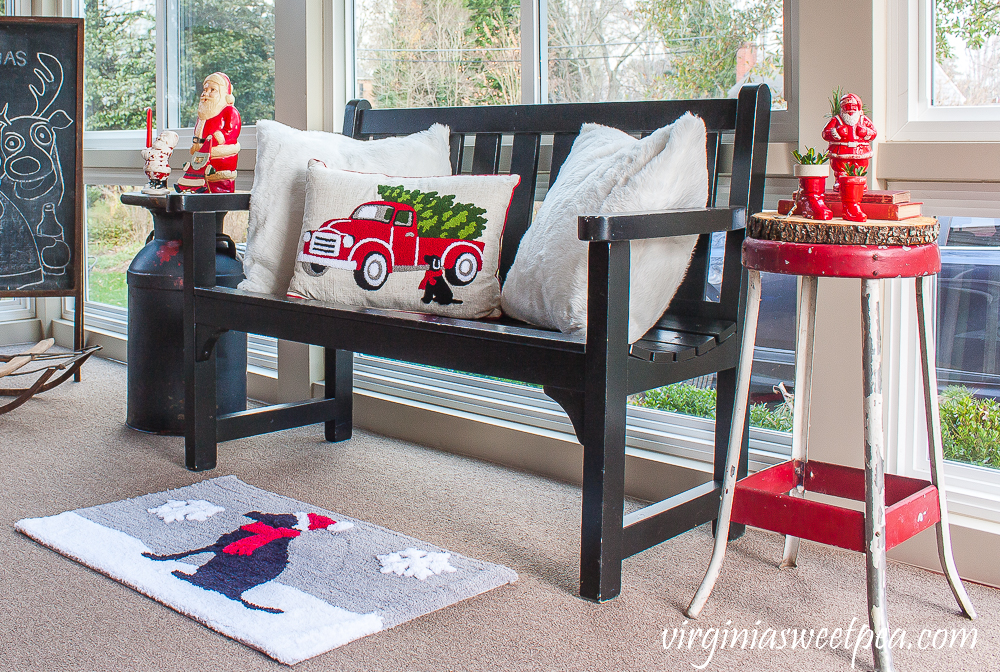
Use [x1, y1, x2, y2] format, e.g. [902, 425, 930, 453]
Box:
[790, 147, 833, 220]
[839, 163, 868, 222]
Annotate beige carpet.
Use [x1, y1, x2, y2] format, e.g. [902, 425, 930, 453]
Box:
[0, 350, 997, 671]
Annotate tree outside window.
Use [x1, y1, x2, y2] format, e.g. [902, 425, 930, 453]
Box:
[933, 0, 1000, 106]
[84, 0, 156, 132]
[170, 0, 275, 126]
[547, 0, 783, 106]
[355, 0, 521, 108]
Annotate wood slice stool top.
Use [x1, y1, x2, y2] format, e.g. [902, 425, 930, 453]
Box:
[744, 212, 941, 279]
[748, 211, 938, 246]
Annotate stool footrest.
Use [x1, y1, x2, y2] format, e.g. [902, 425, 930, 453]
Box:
[732, 460, 940, 552]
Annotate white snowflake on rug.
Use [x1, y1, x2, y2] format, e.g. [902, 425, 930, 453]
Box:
[378, 548, 457, 580]
[147, 499, 224, 523]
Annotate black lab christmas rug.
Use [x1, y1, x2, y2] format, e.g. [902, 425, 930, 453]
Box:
[16, 476, 517, 664]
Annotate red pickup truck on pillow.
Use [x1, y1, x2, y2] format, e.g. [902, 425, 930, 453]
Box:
[297, 201, 485, 291]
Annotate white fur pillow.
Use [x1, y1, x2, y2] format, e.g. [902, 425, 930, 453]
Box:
[240, 120, 454, 296]
[500, 114, 708, 343]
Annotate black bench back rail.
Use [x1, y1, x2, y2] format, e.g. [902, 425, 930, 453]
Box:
[175, 84, 770, 603]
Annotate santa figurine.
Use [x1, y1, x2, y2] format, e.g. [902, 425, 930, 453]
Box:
[822, 92, 876, 189]
[175, 72, 241, 193]
[141, 130, 179, 194]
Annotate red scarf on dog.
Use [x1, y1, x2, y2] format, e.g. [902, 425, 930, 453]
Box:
[223, 522, 300, 556]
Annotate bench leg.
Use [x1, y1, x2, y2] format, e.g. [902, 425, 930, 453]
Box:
[686, 269, 761, 619]
[183, 211, 220, 472]
[324, 348, 354, 442]
[185, 345, 218, 471]
[915, 276, 977, 620]
[579, 379, 627, 602]
[781, 274, 818, 569]
[579, 240, 628, 603]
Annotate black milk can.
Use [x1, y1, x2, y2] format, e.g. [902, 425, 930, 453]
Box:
[126, 208, 247, 434]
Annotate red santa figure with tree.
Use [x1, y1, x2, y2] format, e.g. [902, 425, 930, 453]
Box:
[822, 91, 876, 189]
[175, 72, 241, 193]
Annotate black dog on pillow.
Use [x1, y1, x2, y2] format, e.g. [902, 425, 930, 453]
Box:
[143, 511, 343, 613]
[419, 255, 462, 306]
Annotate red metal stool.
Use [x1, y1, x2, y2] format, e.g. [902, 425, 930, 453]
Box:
[685, 213, 976, 672]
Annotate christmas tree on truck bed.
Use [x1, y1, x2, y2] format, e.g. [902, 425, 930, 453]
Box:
[378, 185, 488, 241]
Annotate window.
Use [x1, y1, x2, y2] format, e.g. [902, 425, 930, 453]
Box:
[879, 182, 1000, 523]
[77, 0, 273, 318]
[0, 297, 34, 322]
[347, 1, 798, 466]
[888, 0, 1000, 140]
[354, 0, 521, 108]
[935, 215, 1000, 476]
[163, 0, 275, 128]
[353, 0, 790, 113]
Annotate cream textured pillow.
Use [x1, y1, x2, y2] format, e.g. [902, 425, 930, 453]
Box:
[240, 120, 454, 296]
[500, 113, 708, 343]
[286, 163, 520, 319]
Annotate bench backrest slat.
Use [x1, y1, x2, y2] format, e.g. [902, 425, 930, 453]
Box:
[502, 133, 542, 283]
[548, 132, 577, 190]
[705, 131, 721, 208]
[449, 133, 465, 175]
[471, 132, 502, 175]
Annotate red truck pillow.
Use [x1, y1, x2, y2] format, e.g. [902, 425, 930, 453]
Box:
[286, 162, 520, 319]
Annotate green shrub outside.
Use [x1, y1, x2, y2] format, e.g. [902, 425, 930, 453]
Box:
[636, 383, 1000, 468]
[939, 386, 1000, 469]
[631, 383, 794, 433]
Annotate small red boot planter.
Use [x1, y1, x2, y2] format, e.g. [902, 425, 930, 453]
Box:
[791, 164, 833, 220]
[839, 175, 868, 222]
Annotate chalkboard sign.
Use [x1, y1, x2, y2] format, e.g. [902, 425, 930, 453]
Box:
[0, 17, 83, 296]
[0, 17, 84, 346]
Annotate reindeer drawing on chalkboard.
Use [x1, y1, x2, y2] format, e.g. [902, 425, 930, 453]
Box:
[0, 53, 74, 290]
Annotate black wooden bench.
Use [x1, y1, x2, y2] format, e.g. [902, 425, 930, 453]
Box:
[130, 84, 770, 602]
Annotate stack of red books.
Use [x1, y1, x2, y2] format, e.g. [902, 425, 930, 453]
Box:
[777, 189, 922, 220]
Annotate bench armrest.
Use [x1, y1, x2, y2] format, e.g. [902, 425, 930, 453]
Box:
[577, 206, 745, 242]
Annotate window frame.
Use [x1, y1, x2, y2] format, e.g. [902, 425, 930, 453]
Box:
[881, 186, 1000, 525]
[887, 0, 1000, 142]
[0, 298, 35, 321]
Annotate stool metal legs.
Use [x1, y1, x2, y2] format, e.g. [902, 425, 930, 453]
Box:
[685, 269, 762, 619]
[781, 275, 819, 569]
[915, 275, 978, 620]
[686, 271, 975, 665]
[861, 279, 894, 672]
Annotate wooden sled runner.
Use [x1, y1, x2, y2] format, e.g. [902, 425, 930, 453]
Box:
[0, 339, 102, 415]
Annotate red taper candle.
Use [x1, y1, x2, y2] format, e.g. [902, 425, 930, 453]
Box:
[146, 108, 153, 147]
